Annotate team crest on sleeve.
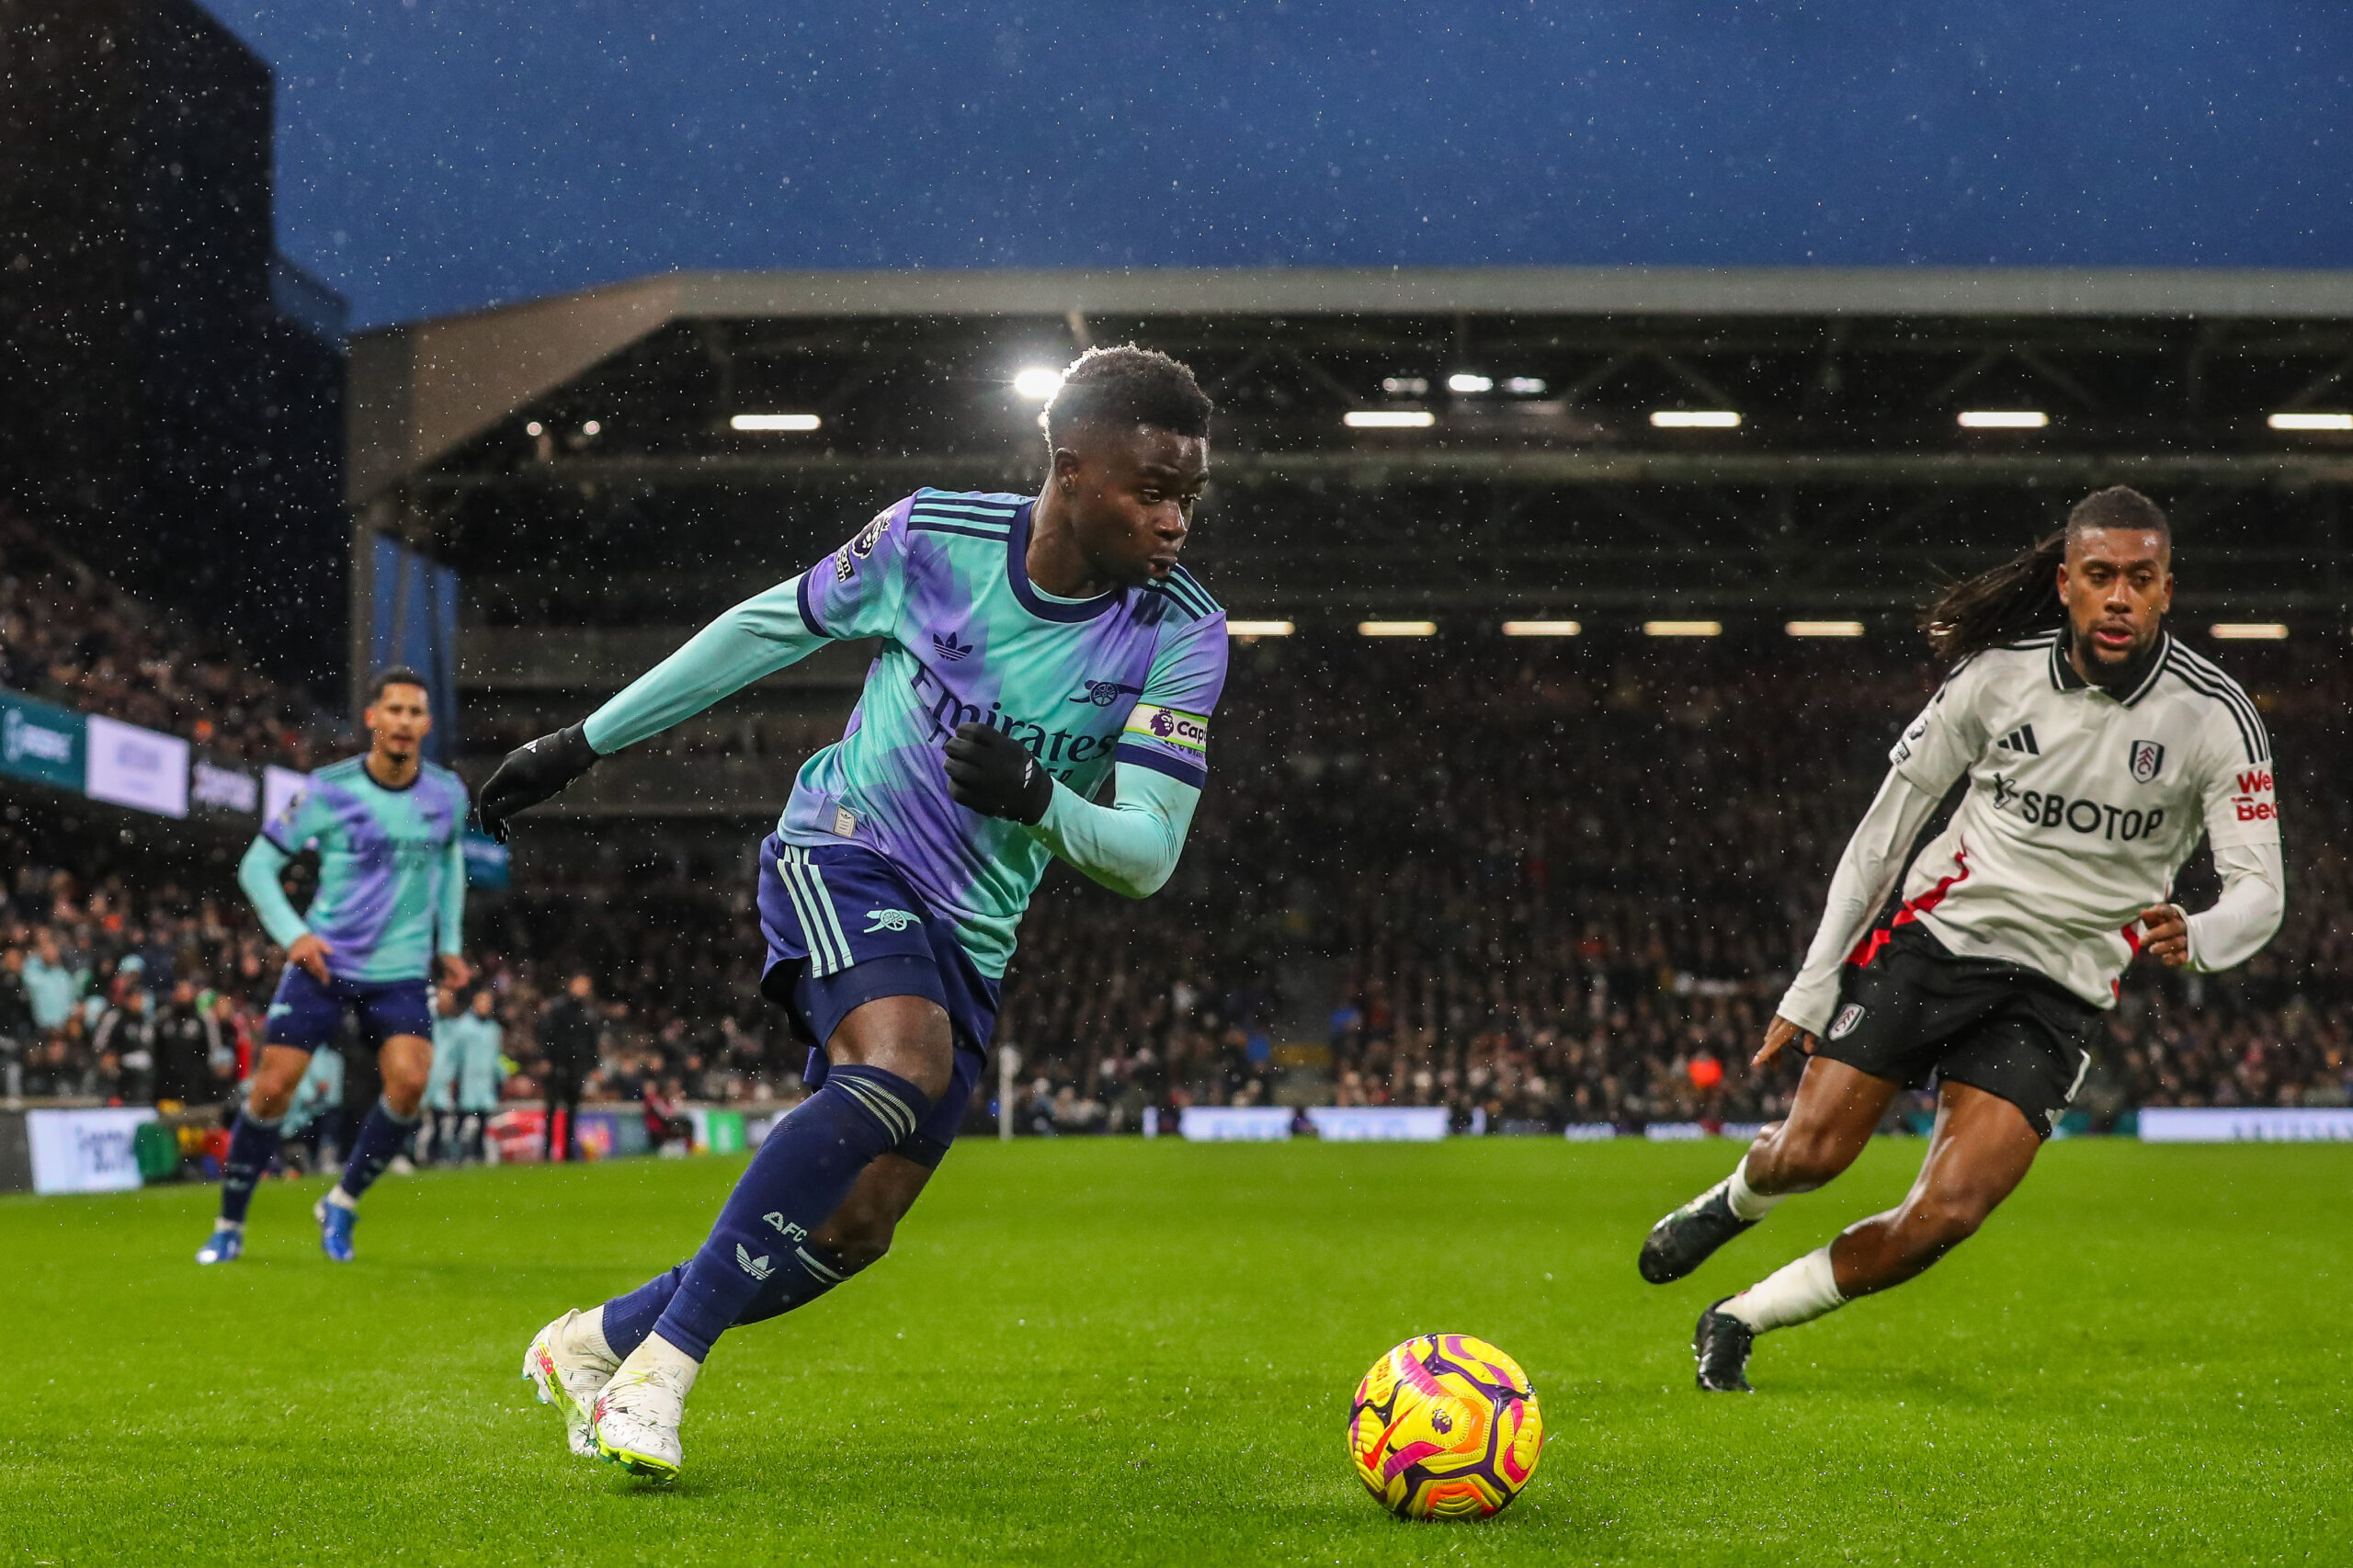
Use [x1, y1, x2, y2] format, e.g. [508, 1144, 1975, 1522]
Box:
[1828, 1003, 1867, 1040]
[2128, 740, 2165, 784]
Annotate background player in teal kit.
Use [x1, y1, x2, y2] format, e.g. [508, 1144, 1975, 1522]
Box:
[426, 986, 506, 1163]
[479, 347, 1226, 1480]
[197, 668, 473, 1265]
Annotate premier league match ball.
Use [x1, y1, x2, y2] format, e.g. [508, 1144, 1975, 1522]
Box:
[1347, 1334, 1543, 1519]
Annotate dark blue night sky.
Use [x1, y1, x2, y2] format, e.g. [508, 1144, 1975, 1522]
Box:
[210, 2, 2353, 329]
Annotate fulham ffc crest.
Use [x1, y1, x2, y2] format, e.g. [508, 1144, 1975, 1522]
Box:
[2129, 740, 2165, 784]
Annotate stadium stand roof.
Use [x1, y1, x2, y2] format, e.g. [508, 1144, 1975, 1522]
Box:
[355, 264, 2353, 722]
[352, 266, 2353, 501]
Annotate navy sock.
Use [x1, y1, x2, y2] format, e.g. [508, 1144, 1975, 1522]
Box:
[603, 1237, 859, 1360]
[220, 1111, 283, 1224]
[335, 1097, 421, 1202]
[649, 1063, 927, 1360]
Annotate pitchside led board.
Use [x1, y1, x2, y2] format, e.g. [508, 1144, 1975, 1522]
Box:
[0, 680, 509, 886]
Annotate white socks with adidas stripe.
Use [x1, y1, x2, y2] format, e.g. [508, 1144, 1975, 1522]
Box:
[1724, 1153, 1786, 1222]
[1724, 1245, 1846, 1333]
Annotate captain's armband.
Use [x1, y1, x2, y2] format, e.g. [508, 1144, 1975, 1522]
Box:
[1113, 704, 1211, 788]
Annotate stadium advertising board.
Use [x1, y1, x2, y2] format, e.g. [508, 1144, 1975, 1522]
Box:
[0, 688, 85, 790]
[2138, 1108, 2353, 1142]
[26, 1107, 157, 1195]
[191, 760, 261, 814]
[1304, 1107, 1450, 1142]
[1178, 1107, 1298, 1142]
[84, 714, 190, 817]
[262, 765, 309, 827]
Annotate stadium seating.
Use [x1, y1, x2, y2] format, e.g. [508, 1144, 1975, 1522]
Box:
[5, 522, 2347, 1128]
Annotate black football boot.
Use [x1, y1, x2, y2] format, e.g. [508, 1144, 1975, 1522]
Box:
[1692, 1298, 1757, 1393]
[1638, 1179, 1756, 1284]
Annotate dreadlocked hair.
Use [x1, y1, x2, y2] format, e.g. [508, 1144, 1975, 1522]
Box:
[1918, 485, 2170, 663]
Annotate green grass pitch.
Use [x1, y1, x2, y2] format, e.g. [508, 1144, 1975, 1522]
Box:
[5, 1138, 2346, 1565]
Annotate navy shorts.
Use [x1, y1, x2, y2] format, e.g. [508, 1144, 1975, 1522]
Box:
[756, 835, 998, 1168]
[264, 965, 434, 1052]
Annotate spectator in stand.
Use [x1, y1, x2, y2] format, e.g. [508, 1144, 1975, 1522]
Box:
[23, 928, 85, 1033]
[0, 510, 332, 768]
[0, 946, 32, 1097]
[153, 979, 226, 1106]
[22, 1033, 84, 1099]
[539, 972, 599, 1163]
[210, 991, 255, 1085]
[89, 986, 156, 1104]
[643, 1076, 694, 1156]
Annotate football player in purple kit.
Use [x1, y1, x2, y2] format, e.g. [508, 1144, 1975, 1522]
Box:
[478, 347, 1227, 1479]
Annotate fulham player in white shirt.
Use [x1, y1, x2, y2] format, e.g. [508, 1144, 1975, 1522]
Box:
[1639, 486, 2285, 1392]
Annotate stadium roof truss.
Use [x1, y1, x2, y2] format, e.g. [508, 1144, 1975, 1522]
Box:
[353, 268, 2353, 633]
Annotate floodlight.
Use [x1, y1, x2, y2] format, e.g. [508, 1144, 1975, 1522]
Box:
[1013, 367, 1063, 400]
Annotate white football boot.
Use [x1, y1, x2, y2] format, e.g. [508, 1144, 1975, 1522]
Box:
[522, 1308, 620, 1458]
[591, 1333, 700, 1481]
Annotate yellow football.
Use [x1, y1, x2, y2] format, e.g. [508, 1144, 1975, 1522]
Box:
[1347, 1334, 1543, 1519]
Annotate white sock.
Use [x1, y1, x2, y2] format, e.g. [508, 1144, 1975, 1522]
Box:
[324, 1186, 359, 1212]
[216, 1219, 244, 1233]
[1724, 1153, 1786, 1222]
[573, 1306, 618, 1367]
[631, 1330, 705, 1387]
[1724, 1245, 1845, 1333]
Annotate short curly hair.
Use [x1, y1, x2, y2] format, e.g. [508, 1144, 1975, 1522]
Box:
[1042, 345, 1213, 449]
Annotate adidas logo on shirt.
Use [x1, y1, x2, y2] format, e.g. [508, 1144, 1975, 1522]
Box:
[932, 631, 973, 662]
[1997, 724, 2040, 755]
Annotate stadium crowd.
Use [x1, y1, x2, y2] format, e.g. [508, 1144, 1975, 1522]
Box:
[0, 814, 793, 1120]
[0, 511, 334, 767]
[6, 518, 2349, 1134]
[452, 633, 2353, 1137]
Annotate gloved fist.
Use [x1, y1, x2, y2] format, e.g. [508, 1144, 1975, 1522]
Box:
[943, 722, 1054, 824]
[476, 722, 599, 842]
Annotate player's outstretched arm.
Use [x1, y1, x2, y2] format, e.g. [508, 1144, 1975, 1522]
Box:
[2156, 725, 2286, 971]
[1776, 665, 1986, 1037]
[1025, 764, 1200, 900]
[942, 722, 1199, 899]
[2143, 839, 2284, 971]
[1774, 767, 1947, 1037]
[477, 576, 828, 838]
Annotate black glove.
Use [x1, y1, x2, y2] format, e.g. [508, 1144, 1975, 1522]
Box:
[943, 722, 1054, 824]
[475, 722, 599, 843]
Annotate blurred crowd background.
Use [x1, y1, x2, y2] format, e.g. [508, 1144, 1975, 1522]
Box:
[6, 524, 2348, 1140]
